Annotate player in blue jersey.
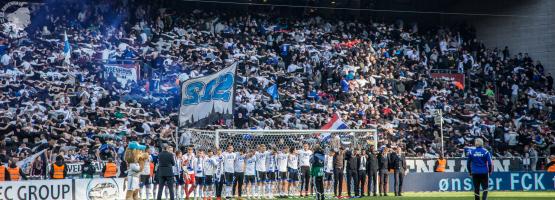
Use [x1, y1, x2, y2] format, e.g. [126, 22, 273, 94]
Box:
[467, 138, 493, 200]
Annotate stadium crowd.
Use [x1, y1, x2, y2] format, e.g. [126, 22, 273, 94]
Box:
[0, 0, 554, 182]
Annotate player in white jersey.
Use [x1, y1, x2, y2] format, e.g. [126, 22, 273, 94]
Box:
[255, 144, 270, 198]
[266, 148, 278, 198]
[324, 150, 335, 195]
[287, 148, 299, 196]
[244, 150, 257, 198]
[195, 150, 206, 200]
[182, 147, 197, 199]
[276, 146, 290, 198]
[204, 149, 218, 200]
[298, 143, 313, 197]
[139, 146, 153, 200]
[233, 149, 246, 199]
[173, 151, 184, 199]
[221, 145, 237, 198]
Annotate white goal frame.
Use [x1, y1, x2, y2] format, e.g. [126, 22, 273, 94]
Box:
[180, 128, 378, 150]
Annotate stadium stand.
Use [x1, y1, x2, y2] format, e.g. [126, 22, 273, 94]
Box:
[0, 0, 553, 179]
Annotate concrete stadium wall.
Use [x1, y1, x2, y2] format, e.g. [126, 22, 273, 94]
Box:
[446, 0, 555, 75]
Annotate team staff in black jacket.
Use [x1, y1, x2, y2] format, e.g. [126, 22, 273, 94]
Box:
[389, 147, 407, 196]
[366, 146, 379, 196]
[345, 148, 360, 197]
[377, 147, 390, 196]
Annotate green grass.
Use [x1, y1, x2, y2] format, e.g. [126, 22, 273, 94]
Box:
[284, 191, 555, 200]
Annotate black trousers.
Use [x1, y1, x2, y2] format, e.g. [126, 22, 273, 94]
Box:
[346, 170, 359, 197]
[358, 170, 366, 195]
[233, 172, 245, 196]
[378, 171, 388, 195]
[216, 175, 225, 197]
[472, 174, 489, 200]
[333, 168, 344, 196]
[314, 176, 325, 200]
[393, 170, 404, 196]
[300, 166, 311, 193]
[157, 175, 175, 200]
[367, 171, 377, 195]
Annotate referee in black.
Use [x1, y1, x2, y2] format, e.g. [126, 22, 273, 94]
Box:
[467, 138, 493, 200]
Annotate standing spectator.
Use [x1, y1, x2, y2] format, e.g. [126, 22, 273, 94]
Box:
[434, 155, 447, 172]
[81, 158, 95, 178]
[345, 148, 360, 198]
[50, 155, 67, 179]
[366, 146, 378, 196]
[378, 147, 390, 196]
[358, 149, 368, 196]
[7, 159, 27, 181]
[310, 145, 325, 200]
[157, 145, 176, 200]
[390, 147, 407, 196]
[333, 147, 345, 198]
[528, 145, 538, 171]
[0, 160, 9, 181]
[102, 158, 118, 178]
[546, 155, 555, 172]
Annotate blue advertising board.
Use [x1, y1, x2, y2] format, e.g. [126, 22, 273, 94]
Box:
[394, 172, 555, 192]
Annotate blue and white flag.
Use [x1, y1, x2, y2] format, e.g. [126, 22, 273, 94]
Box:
[16, 149, 46, 174]
[63, 31, 71, 61]
[179, 63, 236, 128]
[266, 84, 279, 100]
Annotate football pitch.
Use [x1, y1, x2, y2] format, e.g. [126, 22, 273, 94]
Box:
[283, 191, 555, 200]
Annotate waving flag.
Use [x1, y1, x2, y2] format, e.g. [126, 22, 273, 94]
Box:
[266, 84, 279, 100]
[321, 113, 348, 130]
[63, 31, 71, 61]
[16, 149, 46, 174]
[319, 113, 349, 141]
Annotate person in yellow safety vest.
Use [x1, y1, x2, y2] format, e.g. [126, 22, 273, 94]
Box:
[50, 155, 67, 179]
[435, 155, 447, 172]
[546, 155, 555, 172]
[7, 159, 27, 181]
[102, 158, 118, 178]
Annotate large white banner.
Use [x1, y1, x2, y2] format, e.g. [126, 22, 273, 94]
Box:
[179, 63, 236, 128]
[0, 178, 125, 200]
[103, 64, 139, 86]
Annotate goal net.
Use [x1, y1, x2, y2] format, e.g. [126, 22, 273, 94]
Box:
[180, 129, 378, 152]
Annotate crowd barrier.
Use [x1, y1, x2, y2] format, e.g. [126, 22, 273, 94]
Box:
[391, 172, 555, 192]
[0, 178, 125, 200]
[63, 158, 526, 176]
[406, 158, 524, 172]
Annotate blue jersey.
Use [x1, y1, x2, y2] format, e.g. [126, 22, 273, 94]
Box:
[467, 147, 493, 175]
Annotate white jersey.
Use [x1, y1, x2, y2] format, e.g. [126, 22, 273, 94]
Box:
[173, 157, 183, 175]
[288, 154, 299, 170]
[245, 156, 257, 176]
[195, 156, 205, 177]
[234, 154, 246, 173]
[182, 153, 196, 172]
[222, 152, 237, 173]
[267, 154, 277, 172]
[298, 149, 313, 167]
[276, 152, 289, 172]
[215, 155, 224, 178]
[204, 156, 217, 176]
[324, 155, 334, 173]
[141, 155, 152, 175]
[255, 151, 270, 172]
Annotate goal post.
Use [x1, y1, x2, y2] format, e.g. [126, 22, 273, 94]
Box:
[181, 129, 378, 152]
